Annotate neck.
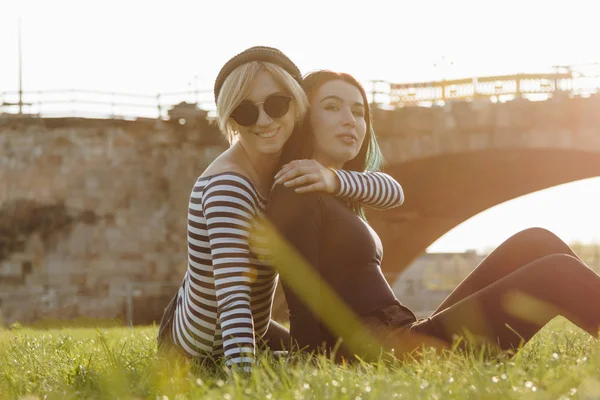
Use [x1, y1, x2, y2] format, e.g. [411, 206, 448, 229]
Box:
[237, 142, 280, 191]
[313, 153, 343, 170]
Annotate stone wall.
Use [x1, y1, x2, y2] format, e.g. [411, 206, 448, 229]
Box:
[0, 115, 227, 325]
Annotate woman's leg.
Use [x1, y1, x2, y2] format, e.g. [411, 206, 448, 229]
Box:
[405, 254, 600, 352]
[434, 227, 580, 313]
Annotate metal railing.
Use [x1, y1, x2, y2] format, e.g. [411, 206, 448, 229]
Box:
[2, 63, 600, 121]
[0, 88, 216, 121]
[387, 63, 600, 106]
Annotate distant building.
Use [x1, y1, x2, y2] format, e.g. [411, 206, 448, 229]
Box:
[167, 101, 208, 125]
[391, 244, 600, 317]
[391, 250, 486, 316]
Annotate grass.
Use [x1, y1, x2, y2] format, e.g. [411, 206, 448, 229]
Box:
[1, 317, 600, 399]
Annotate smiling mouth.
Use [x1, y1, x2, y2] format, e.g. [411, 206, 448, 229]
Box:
[254, 128, 279, 139]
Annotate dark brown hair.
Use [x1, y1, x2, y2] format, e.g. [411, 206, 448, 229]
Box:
[278, 70, 384, 219]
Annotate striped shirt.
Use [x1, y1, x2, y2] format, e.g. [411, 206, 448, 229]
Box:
[166, 169, 403, 371]
[333, 170, 404, 208]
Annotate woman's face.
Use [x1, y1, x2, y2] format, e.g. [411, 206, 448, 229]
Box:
[309, 79, 367, 168]
[234, 70, 296, 156]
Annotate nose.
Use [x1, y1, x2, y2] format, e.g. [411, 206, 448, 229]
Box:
[255, 104, 273, 126]
[341, 107, 356, 127]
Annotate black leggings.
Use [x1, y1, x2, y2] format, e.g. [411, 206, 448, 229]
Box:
[402, 227, 600, 351]
[259, 320, 290, 351]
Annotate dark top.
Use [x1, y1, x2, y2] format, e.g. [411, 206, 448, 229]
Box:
[266, 184, 403, 352]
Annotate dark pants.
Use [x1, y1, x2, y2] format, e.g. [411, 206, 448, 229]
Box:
[366, 228, 600, 355]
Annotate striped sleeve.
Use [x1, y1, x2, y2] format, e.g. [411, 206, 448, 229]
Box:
[202, 175, 259, 372]
[332, 170, 404, 209]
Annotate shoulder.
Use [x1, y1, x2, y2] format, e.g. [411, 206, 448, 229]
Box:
[200, 146, 245, 175]
[269, 183, 324, 206]
[202, 171, 255, 192]
[198, 172, 263, 212]
[201, 162, 248, 180]
[267, 183, 326, 222]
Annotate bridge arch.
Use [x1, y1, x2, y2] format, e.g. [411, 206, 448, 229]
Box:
[369, 147, 600, 275]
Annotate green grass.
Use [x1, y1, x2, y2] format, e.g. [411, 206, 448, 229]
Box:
[1, 317, 600, 399]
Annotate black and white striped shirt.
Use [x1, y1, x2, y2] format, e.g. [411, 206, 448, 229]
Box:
[167, 169, 403, 371]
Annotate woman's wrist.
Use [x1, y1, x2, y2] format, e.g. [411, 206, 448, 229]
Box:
[328, 168, 342, 194]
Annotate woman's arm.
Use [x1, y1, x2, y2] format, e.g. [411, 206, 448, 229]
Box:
[331, 169, 404, 209]
[202, 175, 261, 372]
[275, 160, 404, 210]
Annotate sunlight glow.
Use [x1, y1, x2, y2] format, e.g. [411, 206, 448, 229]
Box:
[2, 0, 599, 253]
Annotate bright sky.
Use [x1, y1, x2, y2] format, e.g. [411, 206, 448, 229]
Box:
[2, 0, 600, 253]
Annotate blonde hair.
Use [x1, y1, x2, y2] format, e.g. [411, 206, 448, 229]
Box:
[216, 61, 308, 144]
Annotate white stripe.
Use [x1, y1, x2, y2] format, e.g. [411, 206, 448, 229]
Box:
[181, 296, 218, 331]
[188, 280, 216, 296]
[207, 176, 256, 196]
[187, 286, 218, 307]
[204, 204, 254, 220]
[205, 216, 251, 229]
[188, 202, 203, 211]
[188, 213, 208, 224]
[336, 170, 350, 196]
[212, 247, 249, 255]
[203, 192, 255, 212]
[204, 179, 257, 196]
[218, 298, 252, 310]
[201, 204, 254, 221]
[207, 227, 249, 237]
[178, 307, 215, 343]
[372, 173, 386, 205]
[213, 258, 252, 267]
[183, 291, 217, 319]
[210, 237, 248, 246]
[187, 224, 208, 235]
[187, 267, 213, 284]
[216, 285, 251, 297]
[215, 275, 252, 286]
[224, 347, 254, 357]
[213, 266, 253, 275]
[221, 317, 254, 328]
[222, 326, 254, 336]
[188, 258, 213, 272]
[226, 357, 254, 366]
[188, 235, 209, 247]
[188, 247, 212, 261]
[220, 307, 252, 320]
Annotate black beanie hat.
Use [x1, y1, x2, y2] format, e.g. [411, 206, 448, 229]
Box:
[213, 46, 303, 104]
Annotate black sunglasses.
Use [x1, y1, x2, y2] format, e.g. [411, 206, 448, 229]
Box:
[231, 94, 292, 127]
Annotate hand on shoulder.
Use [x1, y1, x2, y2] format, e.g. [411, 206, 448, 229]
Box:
[274, 159, 340, 194]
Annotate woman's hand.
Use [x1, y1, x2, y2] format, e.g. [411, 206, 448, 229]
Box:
[274, 160, 340, 194]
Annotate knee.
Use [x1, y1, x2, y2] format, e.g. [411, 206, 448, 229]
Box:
[515, 227, 559, 241]
[512, 227, 568, 248]
[530, 253, 584, 275]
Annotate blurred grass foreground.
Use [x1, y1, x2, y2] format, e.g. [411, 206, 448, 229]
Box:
[1, 318, 600, 399]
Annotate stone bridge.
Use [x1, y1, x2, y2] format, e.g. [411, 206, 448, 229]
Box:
[370, 93, 600, 274]
[1, 91, 600, 324]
